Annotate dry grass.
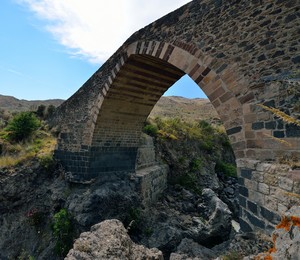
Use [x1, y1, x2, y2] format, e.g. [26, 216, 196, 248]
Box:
[263, 133, 292, 147]
[258, 104, 300, 126]
[0, 151, 36, 168]
[0, 131, 56, 168]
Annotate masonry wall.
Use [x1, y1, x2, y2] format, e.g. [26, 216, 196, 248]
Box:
[238, 159, 300, 234]
[135, 134, 168, 207]
[135, 165, 169, 208]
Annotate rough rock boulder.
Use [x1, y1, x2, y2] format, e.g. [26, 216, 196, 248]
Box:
[186, 188, 232, 246]
[169, 238, 217, 259]
[65, 219, 163, 260]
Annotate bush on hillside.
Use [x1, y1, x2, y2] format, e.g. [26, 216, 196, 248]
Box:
[39, 154, 56, 172]
[143, 124, 158, 136]
[143, 117, 228, 145]
[52, 208, 73, 256]
[36, 104, 46, 119]
[5, 112, 40, 142]
[46, 104, 56, 119]
[215, 161, 237, 177]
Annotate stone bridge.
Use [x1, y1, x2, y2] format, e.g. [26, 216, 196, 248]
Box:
[53, 0, 300, 234]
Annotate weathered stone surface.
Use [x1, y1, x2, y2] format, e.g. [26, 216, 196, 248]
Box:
[236, 159, 260, 171]
[66, 180, 138, 227]
[136, 133, 156, 169]
[276, 225, 300, 258]
[136, 164, 168, 207]
[278, 176, 294, 191]
[260, 207, 280, 225]
[250, 206, 300, 260]
[185, 189, 232, 245]
[258, 183, 269, 195]
[169, 238, 217, 260]
[251, 171, 264, 182]
[264, 174, 278, 186]
[66, 219, 163, 260]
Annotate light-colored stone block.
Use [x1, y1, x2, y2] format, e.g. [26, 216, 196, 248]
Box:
[265, 196, 278, 212]
[245, 179, 258, 191]
[258, 182, 270, 195]
[279, 177, 294, 192]
[252, 171, 264, 182]
[249, 190, 265, 205]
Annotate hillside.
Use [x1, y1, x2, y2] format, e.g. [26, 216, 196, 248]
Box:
[0, 94, 64, 112]
[149, 96, 219, 122]
[0, 94, 219, 122]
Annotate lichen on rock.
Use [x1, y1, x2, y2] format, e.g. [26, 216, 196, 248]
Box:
[252, 206, 300, 260]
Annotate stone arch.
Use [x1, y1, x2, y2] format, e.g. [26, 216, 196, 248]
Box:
[85, 41, 245, 176]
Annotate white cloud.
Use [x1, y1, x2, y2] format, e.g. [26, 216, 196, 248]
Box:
[17, 0, 190, 64]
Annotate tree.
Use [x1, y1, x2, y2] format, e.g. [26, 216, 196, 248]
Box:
[36, 104, 46, 119]
[5, 112, 40, 142]
[46, 105, 56, 119]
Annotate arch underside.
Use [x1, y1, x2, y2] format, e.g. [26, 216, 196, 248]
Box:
[90, 54, 185, 174]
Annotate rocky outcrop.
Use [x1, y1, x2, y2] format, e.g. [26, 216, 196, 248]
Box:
[0, 160, 139, 259]
[65, 179, 139, 228]
[169, 238, 217, 260]
[0, 160, 60, 260]
[138, 187, 232, 257]
[187, 188, 232, 246]
[65, 219, 163, 260]
[217, 174, 239, 219]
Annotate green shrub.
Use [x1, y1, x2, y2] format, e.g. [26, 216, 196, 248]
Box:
[200, 139, 214, 152]
[124, 207, 142, 235]
[143, 124, 158, 136]
[18, 249, 35, 260]
[46, 105, 56, 119]
[39, 154, 55, 171]
[189, 158, 202, 172]
[152, 117, 220, 142]
[221, 135, 232, 148]
[198, 120, 213, 132]
[5, 112, 40, 142]
[177, 172, 202, 195]
[52, 209, 73, 256]
[216, 161, 237, 177]
[36, 104, 46, 119]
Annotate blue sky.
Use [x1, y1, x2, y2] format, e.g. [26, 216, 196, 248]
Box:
[0, 0, 207, 101]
